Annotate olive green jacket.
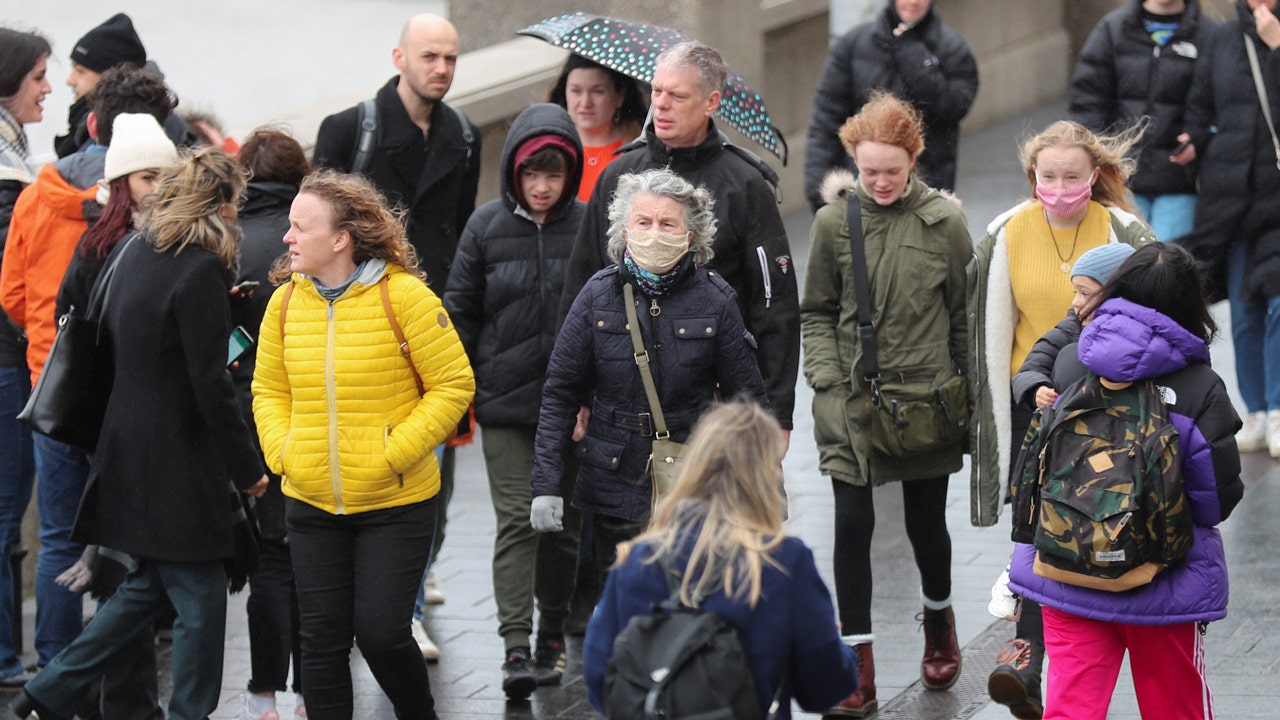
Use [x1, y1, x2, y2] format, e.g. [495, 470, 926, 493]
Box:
[966, 200, 1154, 527]
[801, 171, 971, 486]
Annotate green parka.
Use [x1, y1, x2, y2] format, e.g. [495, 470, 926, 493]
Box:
[966, 200, 1153, 527]
[801, 171, 971, 486]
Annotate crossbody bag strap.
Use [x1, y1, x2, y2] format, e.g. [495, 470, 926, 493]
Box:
[379, 275, 425, 397]
[844, 194, 880, 383]
[1245, 34, 1280, 171]
[622, 283, 670, 439]
[85, 232, 139, 322]
[278, 282, 295, 340]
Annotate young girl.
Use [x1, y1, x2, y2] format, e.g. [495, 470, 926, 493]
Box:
[1008, 242, 1243, 720]
[583, 402, 857, 719]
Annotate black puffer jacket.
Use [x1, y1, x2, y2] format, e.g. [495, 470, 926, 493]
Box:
[1178, 1, 1280, 300]
[1068, 0, 1214, 196]
[561, 120, 799, 430]
[1011, 310, 1080, 411]
[444, 104, 585, 427]
[804, 1, 978, 209]
[532, 264, 769, 522]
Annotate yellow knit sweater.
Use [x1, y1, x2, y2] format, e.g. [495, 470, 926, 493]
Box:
[1006, 201, 1110, 376]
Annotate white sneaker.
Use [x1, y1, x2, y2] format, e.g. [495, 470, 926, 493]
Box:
[1267, 410, 1280, 458]
[1238, 411, 1268, 453]
[423, 572, 445, 605]
[239, 693, 280, 720]
[294, 697, 307, 719]
[412, 619, 441, 661]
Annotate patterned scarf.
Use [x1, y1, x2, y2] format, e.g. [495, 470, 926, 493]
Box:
[622, 251, 693, 297]
[0, 105, 35, 184]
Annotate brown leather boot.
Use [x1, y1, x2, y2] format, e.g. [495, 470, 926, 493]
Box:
[823, 643, 876, 718]
[921, 605, 961, 690]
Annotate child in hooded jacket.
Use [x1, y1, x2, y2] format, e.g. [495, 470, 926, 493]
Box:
[443, 102, 586, 699]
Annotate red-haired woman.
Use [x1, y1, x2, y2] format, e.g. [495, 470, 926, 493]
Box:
[800, 90, 972, 717]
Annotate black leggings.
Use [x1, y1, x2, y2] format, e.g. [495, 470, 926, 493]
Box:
[832, 477, 953, 635]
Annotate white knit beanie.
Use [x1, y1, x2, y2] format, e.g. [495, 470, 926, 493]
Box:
[104, 113, 178, 182]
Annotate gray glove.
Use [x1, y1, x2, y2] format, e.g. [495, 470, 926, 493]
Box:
[530, 495, 564, 533]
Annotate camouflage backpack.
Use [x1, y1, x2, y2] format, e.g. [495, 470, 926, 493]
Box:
[1010, 372, 1193, 592]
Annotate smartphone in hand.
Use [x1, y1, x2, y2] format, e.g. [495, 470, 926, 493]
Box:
[227, 325, 255, 367]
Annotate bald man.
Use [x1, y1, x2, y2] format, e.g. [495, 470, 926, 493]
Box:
[314, 13, 481, 296]
[312, 12, 481, 664]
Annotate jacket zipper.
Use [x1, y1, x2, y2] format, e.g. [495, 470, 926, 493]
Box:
[755, 246, 772, 309]
[326, 300, 345, 514]
[537, 225, 547, 358]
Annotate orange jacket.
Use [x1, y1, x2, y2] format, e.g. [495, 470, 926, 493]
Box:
[0, 162, 97, 384]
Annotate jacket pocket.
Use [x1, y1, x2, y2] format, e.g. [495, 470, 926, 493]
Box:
[578, 434, 625, 472]
[590, 309, 632, 360]
[671, 316, 718, 368]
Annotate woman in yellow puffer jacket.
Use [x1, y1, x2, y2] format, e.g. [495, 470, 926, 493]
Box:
[252, 170, 473, 720]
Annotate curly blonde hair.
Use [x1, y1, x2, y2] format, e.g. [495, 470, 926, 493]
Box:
[269, 170, 425, 284]
[1019, 120, 1143, 214]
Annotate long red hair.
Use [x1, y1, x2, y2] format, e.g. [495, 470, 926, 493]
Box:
[79, 176, 137, 259]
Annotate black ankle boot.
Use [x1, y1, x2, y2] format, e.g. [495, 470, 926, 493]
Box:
[988, 638, 1044, 719]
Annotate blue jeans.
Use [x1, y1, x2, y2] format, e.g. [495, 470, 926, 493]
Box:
[24, 558, 228, 720]
[1133, 193, 1196, 243]
[31, 433, 90, 666]
[0, 366, 35, 677]
[1227, 238, 1280, 412]
[414, 444, 451, 621]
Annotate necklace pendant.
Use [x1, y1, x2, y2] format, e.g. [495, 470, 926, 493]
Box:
[1061, 262, 1070, 274]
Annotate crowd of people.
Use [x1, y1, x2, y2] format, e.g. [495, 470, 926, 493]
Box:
[0, 1, 1265, 719]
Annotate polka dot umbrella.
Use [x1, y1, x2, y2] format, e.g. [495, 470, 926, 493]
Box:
[517, 12, 788, 165]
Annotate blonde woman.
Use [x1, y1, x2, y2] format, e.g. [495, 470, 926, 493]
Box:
[11, 148, 269, 720]
[252, 170, 473, 720]
[968, 120, 1153, 717]
[582, 402, 857, 719]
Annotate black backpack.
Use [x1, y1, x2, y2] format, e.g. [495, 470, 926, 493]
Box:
[350, 98, 474, 175]
[603, 559, 771, 720]
[1010, 372, 1193, 592]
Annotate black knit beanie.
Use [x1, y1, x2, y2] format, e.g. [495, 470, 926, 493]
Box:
[71, 13, 146, 74]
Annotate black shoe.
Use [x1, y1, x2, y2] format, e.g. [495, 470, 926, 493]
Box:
[501, 647, 537, 700]
[533, 633, 567, 686]
[988, 639, 1044, 719]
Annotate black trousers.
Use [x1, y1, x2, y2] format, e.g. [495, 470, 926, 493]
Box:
[831, 477, 953, 635]
[246, 537, 302, 694]
[286, 498, 437, 720]
[590, 513, 645, 590]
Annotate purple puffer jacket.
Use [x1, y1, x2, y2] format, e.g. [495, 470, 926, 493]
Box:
[1009, 298, 1244, 625]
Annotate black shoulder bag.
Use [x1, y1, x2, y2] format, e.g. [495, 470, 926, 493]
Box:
[17, 234, 136, 451]
[844, 194, 968, 457]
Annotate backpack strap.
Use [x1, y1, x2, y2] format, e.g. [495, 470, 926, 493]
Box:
[351, 99, 378, 175]
[378, 275, 425, 397]
[278, 282, 295, 340]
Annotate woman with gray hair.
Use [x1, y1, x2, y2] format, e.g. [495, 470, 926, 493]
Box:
[529, 168, 769, 586]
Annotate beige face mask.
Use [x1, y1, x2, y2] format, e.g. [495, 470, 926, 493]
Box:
[626, 228, 690, 274]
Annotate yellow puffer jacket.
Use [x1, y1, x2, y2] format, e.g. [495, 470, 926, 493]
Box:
[252, 261, 474, 515]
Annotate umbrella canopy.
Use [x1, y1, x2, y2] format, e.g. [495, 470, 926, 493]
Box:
[517, 12, 788, 165]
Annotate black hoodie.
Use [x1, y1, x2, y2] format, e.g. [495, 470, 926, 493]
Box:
[443, 103, 586, 426]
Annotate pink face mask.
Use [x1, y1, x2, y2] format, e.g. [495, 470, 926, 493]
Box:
[1035, 176, 1095, 219]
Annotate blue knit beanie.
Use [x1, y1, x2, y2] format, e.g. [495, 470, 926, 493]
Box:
[1071, 244, 1136, 285]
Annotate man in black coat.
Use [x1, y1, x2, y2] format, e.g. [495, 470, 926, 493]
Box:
[312, 11, 481, 661]
[313, 12, 481, 297]
[1069, 0, 1214, 242]
[804, 0, 978, 211]
[560, 42, 799, 440]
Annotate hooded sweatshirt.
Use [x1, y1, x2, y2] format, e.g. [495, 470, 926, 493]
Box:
[443, 103, 586, 426]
